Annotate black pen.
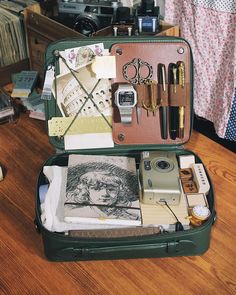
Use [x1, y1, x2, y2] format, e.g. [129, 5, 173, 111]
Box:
[169, 63, 179, 140]
[158, 64, 168, 139]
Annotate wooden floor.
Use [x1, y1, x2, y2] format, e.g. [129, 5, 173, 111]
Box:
[0, 113, 235, 295]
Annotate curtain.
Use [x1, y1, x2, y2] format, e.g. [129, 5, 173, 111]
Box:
[165, 0, 236, 140]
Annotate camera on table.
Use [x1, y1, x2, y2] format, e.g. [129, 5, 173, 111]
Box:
[57, 0, 160, 36]
[139, 151, 181, 206]
[57, 0, 117, 36]
[136, 0, 160, 34]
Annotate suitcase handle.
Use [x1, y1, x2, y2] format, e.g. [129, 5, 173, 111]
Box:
[86, 240, 195, 255]
[57, 240, 196, 260]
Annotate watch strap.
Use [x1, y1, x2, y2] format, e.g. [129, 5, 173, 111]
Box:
[120, 107, 134, 124]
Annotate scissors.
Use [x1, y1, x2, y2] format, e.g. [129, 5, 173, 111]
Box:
[123, 58, 153, 84]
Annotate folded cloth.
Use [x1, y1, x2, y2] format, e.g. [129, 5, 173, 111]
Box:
[41, 165, 128, 232]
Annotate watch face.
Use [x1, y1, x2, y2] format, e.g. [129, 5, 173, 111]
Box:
[118, 91, 135, 106]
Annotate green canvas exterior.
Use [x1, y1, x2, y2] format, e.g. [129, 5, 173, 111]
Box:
[35, 36, 216, 262]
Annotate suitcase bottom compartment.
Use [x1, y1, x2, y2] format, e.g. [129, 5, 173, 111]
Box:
[36, 149, 215, 261]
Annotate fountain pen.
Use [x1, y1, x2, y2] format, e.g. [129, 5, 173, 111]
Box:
[177, 61, 185, 138]
[169, 64, 179, 140]
[158, 64, 168, 139]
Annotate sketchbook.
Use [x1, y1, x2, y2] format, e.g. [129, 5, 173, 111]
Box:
[64, 154, 141, 226]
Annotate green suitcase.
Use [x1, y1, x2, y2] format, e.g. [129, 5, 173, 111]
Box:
[35, 36, 216, 261]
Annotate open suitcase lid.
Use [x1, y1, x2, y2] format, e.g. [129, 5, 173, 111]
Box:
[43, 36, 193, 153]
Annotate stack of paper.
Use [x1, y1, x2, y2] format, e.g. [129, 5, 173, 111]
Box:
[140, 195, 190, 231]
[0, 3, 29, 67]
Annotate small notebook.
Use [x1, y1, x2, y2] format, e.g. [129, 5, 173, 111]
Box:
[141, 194, 190, 231]
[11, 71, 38, 98]
[64, 154, 141, 226]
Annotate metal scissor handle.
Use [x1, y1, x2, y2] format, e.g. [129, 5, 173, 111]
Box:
[123, 58, 153, 84]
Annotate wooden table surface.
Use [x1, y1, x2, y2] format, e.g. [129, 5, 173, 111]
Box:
[0, 113, 235, 295]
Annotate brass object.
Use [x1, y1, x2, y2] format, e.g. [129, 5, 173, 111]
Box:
[189, 205, 211, 227]
[142, 80, 160, 115]
[178, 61, 185, 88]
[179, 106, 185, 138]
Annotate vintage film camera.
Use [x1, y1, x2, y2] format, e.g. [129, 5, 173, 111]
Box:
[139, 151, 181, 205]
[57, 0, 120, 36]
[57, 0, 159, 36]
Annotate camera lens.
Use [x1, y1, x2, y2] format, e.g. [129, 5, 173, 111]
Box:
[74, 13, 100, 36]
[156, 160, 170, 170]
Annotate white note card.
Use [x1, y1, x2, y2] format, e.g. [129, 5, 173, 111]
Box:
[91, 56, 116, 79]
[64, 133, 114, 150]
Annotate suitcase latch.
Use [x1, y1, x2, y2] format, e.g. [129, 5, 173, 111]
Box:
[167, 240, 196, 253]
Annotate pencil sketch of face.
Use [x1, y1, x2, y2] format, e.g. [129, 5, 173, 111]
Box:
[66, 161, 139, 209]
[75, 171, 122, 205]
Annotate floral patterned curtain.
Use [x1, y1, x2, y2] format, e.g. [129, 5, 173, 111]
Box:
[165, 0, 236, 140]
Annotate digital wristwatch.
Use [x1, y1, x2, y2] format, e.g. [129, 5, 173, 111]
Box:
[114, 84, 137, 124]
